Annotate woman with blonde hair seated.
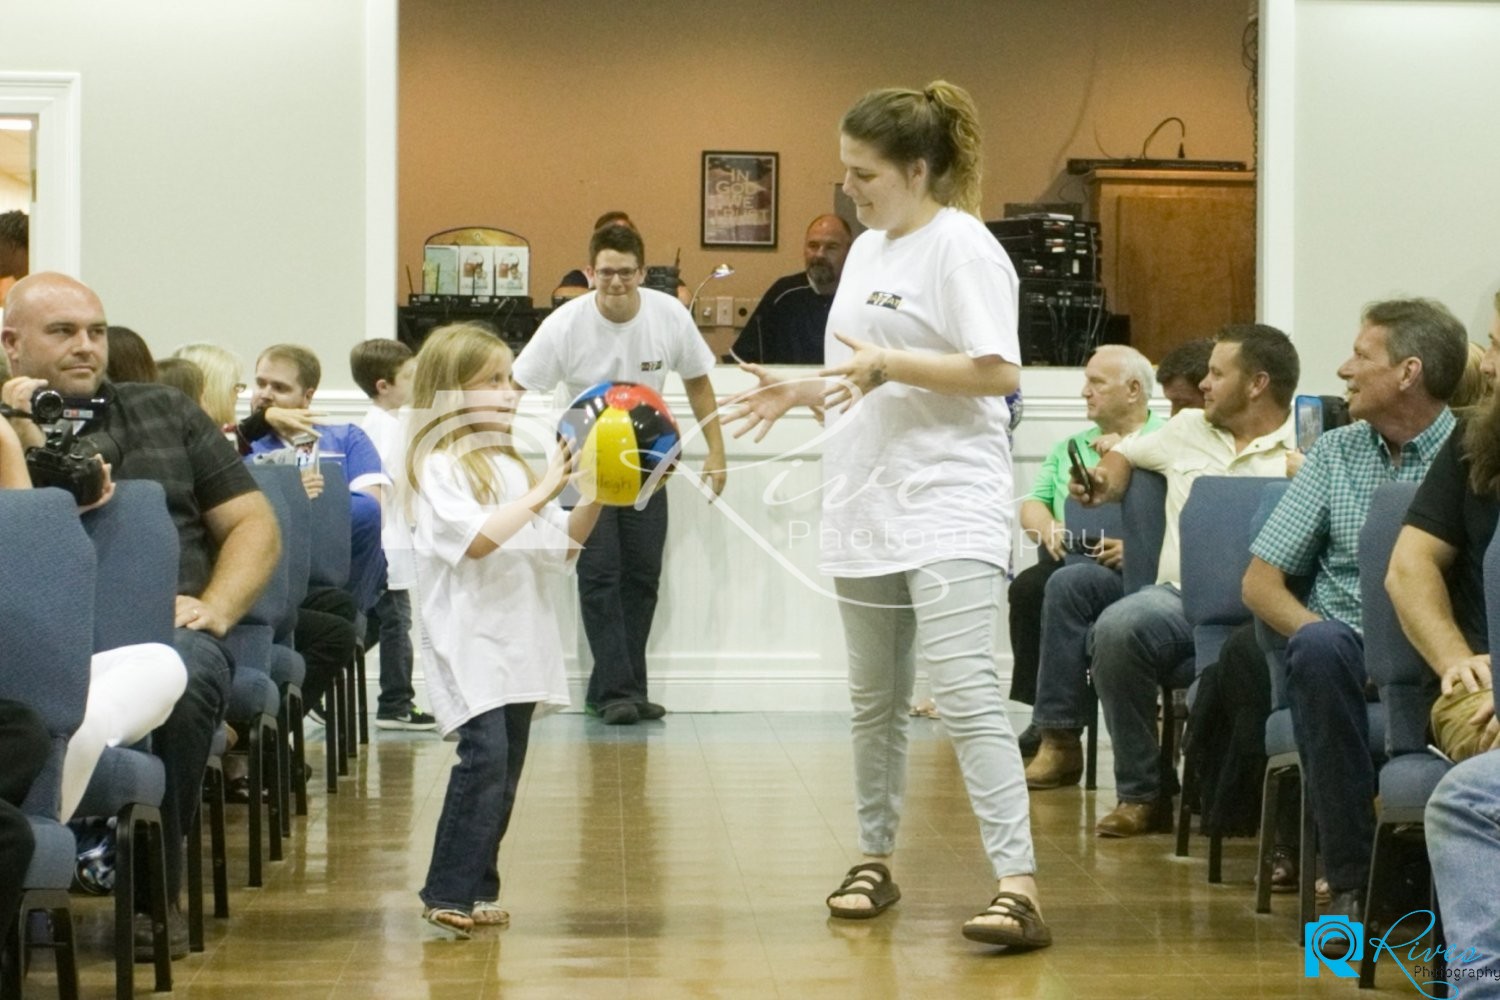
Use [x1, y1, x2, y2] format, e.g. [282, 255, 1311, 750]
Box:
[171, 343, 244, 434]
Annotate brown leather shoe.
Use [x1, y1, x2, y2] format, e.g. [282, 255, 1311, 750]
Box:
[1095, 800, 1168, 838]
[1024, 731, 1083, 790]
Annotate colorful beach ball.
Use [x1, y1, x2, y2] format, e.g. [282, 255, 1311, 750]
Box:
[557, 382, 681, 507]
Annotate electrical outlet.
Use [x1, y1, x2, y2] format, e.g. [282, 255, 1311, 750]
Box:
[733, 297, 758, 329]
[714, 295, 735, 327]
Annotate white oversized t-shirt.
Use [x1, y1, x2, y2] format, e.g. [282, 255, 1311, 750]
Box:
[411, 451, 574, 737]
[513, 287, 716, 403]
[361, 404, 416, 590]
[819, 207, 1021, 577]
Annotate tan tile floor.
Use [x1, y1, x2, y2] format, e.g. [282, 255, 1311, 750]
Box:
[37, 712, 1433, 998]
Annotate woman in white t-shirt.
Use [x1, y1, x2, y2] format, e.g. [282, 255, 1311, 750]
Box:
[403, 324, 600, 938]
[725, 80, 1049, 951]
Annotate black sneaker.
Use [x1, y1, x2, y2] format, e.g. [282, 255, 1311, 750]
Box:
[636, 701, 667, 721]
[602, 702, 639, 726]
[375, 710, 437, 731]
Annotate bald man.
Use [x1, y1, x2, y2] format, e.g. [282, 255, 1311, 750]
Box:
[2, 272, 278, 956]
[731, 214, 852, 364]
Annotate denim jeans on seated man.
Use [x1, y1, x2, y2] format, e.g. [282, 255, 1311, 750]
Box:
[1283, 619, 1379, 897]
[1425, 751, 1500, 985]
[1031, 563, 1194, 805]
[159, 628, 233, 903]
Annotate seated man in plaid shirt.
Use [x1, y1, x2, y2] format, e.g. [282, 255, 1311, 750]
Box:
[1242, 298, 1467, 954]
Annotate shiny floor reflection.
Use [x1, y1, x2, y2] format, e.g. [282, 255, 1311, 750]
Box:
[51, 712, 1421, 998]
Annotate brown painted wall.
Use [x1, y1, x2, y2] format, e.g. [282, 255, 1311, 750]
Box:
[399, 0, 1256, 312]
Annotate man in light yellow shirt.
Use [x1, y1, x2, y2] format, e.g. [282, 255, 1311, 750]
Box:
[1025, 326, 1299, 838]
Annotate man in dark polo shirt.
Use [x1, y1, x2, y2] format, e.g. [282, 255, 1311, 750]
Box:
[2, 272, 279, 953]
[1387, 410, 1500, 761]
[731, 214, 851, 364]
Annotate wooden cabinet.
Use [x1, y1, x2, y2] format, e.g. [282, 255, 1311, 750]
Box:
[1085, 169, 1256, 363]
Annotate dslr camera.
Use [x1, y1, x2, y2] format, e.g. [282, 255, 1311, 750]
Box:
[1, 387, 110, 505]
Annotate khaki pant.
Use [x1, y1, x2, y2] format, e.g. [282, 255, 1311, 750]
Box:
[1430, 686, 1494, 763]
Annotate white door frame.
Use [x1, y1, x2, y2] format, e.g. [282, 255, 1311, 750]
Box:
[0, 72, 81, 279]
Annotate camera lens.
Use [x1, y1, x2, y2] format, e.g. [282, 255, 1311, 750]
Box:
[30, 388, 64, 424]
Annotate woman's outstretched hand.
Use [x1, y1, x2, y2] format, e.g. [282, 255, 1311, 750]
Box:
[819, 331, 889, 410]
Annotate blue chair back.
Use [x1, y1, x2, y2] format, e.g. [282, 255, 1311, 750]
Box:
[307, 461, 352, 589]
[1063, 497, 1124, 544]
[1180, 476, 1281, 672]
[249, 465, 312, 639]
[0, 489, 96, 818]
[81, 479, 178, 650]
[1120, 469, 1167, 595]
[1358, 481, 1427, 755]
[1250, 481, 1294, 708]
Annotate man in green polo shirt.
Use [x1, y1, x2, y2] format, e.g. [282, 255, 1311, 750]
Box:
[1010, 345, 1165, 755]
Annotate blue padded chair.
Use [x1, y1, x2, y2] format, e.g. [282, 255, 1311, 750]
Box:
[78, 481, 176, 991]
[1358, 481, 1445, 988]
[0, 489, 95, 1000]
[249, 466, 312, 815]
[1063, 497, 1123, 791]
[1174, 475, 1280, 873]
[220, 498, 290, 888]
[1119, 469, 1168, 597]
[306, 461, 359, 772]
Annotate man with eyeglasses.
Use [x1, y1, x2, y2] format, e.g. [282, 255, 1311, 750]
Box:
[514, 223, 726, 726]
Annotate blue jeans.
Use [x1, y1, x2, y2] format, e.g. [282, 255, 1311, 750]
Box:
[1426, 752, 1500, 984]
[579, 489, 668, 710]
[420, 702, 535, 913]
[835, 560, 1035, 879]
[158, 628, 232, 903]
[365, 587, 415, 717]
[1284, 619, 1375, 893]
[1033, 571, 1193, 802]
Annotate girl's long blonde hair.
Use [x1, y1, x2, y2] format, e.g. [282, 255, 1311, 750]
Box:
[404, 323, 535, 515]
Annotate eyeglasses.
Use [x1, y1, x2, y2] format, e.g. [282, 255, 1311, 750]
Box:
[594, 267, 640, 281]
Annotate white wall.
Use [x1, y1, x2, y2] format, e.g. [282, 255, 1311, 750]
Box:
[0, 2, 381, 372]
[1260, 0, 1500, 392]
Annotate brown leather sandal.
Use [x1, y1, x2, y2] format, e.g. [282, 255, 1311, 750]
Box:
[826, 862, 901, 919]
[961, 891, 1053, 950]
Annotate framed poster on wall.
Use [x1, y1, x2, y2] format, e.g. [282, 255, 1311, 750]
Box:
[701, 151, 778, 248]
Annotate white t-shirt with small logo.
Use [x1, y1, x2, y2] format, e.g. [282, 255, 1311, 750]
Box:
[513, 287, 716, 404]
[819, 207, 1021, 577]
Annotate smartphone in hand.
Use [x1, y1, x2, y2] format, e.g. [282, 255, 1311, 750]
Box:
[291, 432, 320, 470]
[1067, 438, 1093, 500]
[1294, 395, 1324, 453]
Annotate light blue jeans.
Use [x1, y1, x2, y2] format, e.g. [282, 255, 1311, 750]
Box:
[834, 560, 1035, 879]
[1033, 574, 1193, 803]
[1425, 752, 1500, 988]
